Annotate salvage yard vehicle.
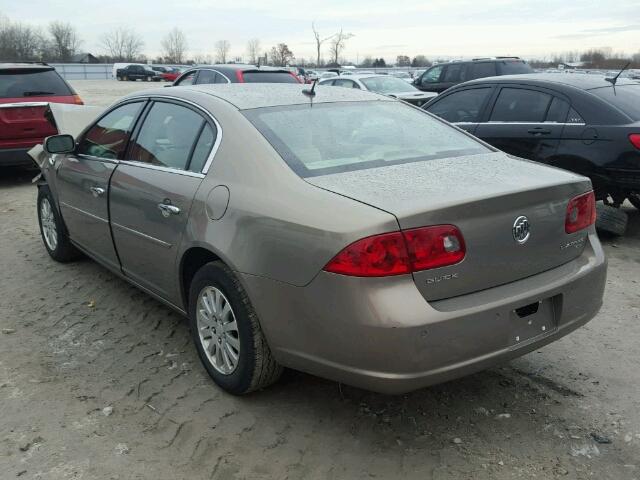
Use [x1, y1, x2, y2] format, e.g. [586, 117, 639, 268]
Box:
[36, 84, 606, 395]
[319, 74, 437, 107]
[0, 62, 82, 167]
[414, 57, 534, 93]
[171, 64, 301, 86]
[423, 73, 640, 235]
[116, 64, 161, 82]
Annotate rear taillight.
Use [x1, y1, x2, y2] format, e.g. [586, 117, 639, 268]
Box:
[323, 225, 466, 277]
[629, 133, 640, 149]
[73, 94, 84, 105]
[565, 191, 596, 234]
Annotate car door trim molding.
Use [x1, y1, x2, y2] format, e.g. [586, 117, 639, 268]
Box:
[117, 94, 223, 175]
[60, 201, 108, 223]
[118, 159, 206, 178]
[111, 222, 173, 249]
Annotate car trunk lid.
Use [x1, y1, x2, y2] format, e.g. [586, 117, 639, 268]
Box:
[0, 98, 70, 148]
[307, 152, 593, 301]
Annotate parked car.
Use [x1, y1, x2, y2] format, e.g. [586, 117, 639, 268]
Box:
[422, 73, 640, 235]
[160, 67, 185, 82]
[0, 62, 82, 167]
[414, 57, 534, 93]
[390, 71, 414, 83]
[116, 64, 161, 82]
[319, 74, 436, 107]
[36, 84, 605, 395]
[171, 65, 301, 86]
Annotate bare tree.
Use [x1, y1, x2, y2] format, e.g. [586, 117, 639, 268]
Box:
[312, 22, 334, 68]
[100, 27, 144, 62]
[269, 43, 294, 67]
[328, 28, 353, 66]
[193, 53, 213, 64]
[161, 28, 188, 63]
[0, 15, 46, 61]
[246, 38, 260, 65]
[214, 40, 231, 63]
[48, 21, 81, 61]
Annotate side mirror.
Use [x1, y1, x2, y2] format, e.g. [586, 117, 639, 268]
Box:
[44, 134, 75, 154]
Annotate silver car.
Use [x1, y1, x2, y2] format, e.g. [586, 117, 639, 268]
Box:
[318, 74, 437, 107]
[37, 84, 606, 395]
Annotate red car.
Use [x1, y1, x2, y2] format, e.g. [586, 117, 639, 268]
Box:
[160, 67, 184, 82]
[0, 63, 83, 167]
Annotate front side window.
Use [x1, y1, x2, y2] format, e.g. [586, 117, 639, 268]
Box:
[421, 65, 443, 85]
[244, 101, 490, 177]
[427, 87, 492, 123]
[129, 102, 205, 170]
[490, 88, 552, 122]
[77, 102, 143, 159]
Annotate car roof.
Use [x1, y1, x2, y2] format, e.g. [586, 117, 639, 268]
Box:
[0, 62, 53, 71]
[129, 83, 392, 110]
[462, 73, 639, 91]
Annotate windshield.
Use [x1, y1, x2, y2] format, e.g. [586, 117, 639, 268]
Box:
[0, 69, 73, 98]
[244, 101, 490, 177]
[591, 85, 640, 120]
[360, 76, 418, 93]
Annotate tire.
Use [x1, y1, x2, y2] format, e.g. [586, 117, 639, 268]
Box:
[629, 194, 640, 210]
[188, 261, 282, 394]
[37, 186, 80, 262]
[123, 75, 128, 81]
[596, 202, 628, 236]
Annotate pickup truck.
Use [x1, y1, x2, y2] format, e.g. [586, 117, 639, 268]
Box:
[116, 65, 161, 82]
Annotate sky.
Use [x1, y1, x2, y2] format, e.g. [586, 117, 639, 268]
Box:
[2, 0, 640, 62]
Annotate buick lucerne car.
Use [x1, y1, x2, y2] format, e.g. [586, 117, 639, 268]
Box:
[36, 84, 606, 395]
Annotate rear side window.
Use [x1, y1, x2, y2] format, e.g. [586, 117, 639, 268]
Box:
[467, 63, 497, 80]
[241, 72, 298, 83]
[333, 79, 359, 88]
[188, 124, 217, 173]
[545, 97, 570, 122]
[427, 87, 492, 123]
[244, 101, 490, 177]
[129, 102, 204, 170]
[196, 70, 218, 84]
[490, 88, 552, 122]
[590, 85, 640, 120]
[442, 64, 466, 83]
[0, 69, 73, 98]
[497, 61, 534, 75]
[78, 102, 143, 159]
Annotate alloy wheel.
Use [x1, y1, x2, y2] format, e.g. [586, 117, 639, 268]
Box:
[40, 197, 58, 251]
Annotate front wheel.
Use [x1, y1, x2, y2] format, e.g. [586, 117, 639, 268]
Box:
[37, 186, 80, 262]
[189, 261, 282, 394]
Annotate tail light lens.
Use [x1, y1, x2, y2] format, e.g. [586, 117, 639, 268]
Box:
[72, 94, 84, 105]
[565, 191, 596, 234]
[629, 133, 640, 149]
[323, 225, 466, 277]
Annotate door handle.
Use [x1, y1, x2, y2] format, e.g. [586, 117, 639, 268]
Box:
[527, 127, 551, 135]
[89, 186, 105, 197]
[158, 203, 181, 217]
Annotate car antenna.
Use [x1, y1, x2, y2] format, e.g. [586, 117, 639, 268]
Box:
[605, 61, 631, 86]
[302, 79, 318, 97]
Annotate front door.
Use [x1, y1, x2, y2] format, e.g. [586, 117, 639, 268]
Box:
[109, 100, 217, 304]
[474, 86, 567, 163]
[425, 85, 495, 135]
[56, 101, 145, 269]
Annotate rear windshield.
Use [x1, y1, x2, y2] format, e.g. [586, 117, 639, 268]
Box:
[591, 85, 640, 120]
[244, 101, 490, 177]
[0, 69, 73, 98]
[242, 72, 298, 83]
[498, 61, 534, 75]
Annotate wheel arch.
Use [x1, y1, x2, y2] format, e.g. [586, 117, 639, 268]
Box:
[546, 154, 610, 198]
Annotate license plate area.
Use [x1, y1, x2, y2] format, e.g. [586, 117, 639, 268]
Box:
[508, 296, 559, 346]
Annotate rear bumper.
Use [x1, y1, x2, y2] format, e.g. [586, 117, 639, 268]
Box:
[0, 148, 37, 167]
[242, 231, 606, 394]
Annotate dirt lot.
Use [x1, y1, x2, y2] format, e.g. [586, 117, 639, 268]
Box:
[1, 80, 640, 479]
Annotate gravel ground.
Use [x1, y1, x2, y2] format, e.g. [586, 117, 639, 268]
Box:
[1, 80, 639, 479]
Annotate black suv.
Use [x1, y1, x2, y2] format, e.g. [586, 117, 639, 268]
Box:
[423, 73, 640, 234]
[413, 57, 533, 93]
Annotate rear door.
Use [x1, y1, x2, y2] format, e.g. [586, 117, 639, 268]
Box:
[425, 85, 495, 134]
[56, 101, 145, 270]
[109, 99, 218, 304]
[474, 86, 567, 163]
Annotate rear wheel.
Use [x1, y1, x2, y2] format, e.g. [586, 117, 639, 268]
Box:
[629, 193, 640, 210]
[37, 186, 80, 262]
[596, 202, 628, 236]
[188, 261, 282, 394]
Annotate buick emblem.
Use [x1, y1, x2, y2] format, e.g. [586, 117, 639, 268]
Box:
[513, 216, 530, 244]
